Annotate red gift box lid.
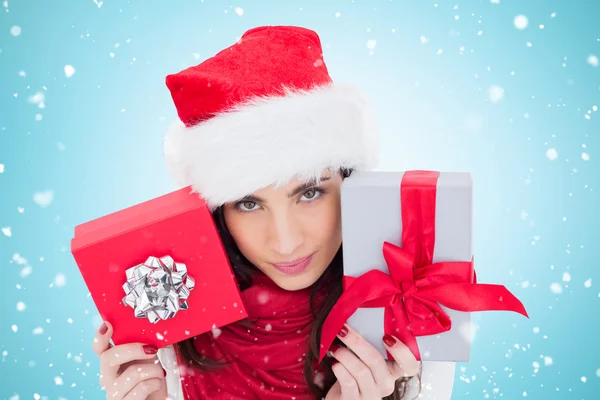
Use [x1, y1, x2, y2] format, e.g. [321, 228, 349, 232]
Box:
[71, 187, 248, 348]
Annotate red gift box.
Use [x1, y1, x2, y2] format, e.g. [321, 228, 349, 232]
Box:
[71, 187, 247, 349]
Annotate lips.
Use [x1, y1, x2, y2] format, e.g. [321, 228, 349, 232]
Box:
[271, 254, 314, 275]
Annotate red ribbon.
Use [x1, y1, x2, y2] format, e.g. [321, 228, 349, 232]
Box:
[319, 170, 528, 362]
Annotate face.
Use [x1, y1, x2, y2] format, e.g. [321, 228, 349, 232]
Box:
[223, 169, 344, 291]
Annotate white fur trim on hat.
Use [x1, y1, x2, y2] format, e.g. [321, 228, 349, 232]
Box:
[163, 83, 379, 209]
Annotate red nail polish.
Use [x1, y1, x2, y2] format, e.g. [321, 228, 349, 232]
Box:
[383, 334, 396, 347]
[338, 326, 349, 338]
[143, 345, 158, 355]
[163, 369, 167, 377]
[99, 322, 108, 335]
[330, 343, 340, 353]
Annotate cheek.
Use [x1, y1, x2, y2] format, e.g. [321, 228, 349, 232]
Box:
[309, 195, 342, 247]
[223, 210, 265, 261]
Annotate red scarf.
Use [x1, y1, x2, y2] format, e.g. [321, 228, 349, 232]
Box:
[177, 273, 326, 399]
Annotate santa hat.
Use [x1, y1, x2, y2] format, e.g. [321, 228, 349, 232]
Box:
[164, 25, 379, 209]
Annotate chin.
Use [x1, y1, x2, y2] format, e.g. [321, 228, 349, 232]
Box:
[265, 268, 324, 292]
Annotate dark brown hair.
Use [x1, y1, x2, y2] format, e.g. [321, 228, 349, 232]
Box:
[176, 170, 421, 399]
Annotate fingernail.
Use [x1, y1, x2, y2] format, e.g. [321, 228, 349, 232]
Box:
[330, 343, 340, 353]
[338, 325, 349, 338]
[163, 369, 167, 377]
[143, 345, 158, 355]
[99, 322, 108, 335]
[383, 334, 396, 347]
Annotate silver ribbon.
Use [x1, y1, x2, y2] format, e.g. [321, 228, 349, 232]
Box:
[122, 255, 195, 324]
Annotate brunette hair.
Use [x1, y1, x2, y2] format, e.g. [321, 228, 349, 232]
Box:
[176, 169, 421, 399]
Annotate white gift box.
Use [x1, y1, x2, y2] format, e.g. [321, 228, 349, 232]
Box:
[340, 170, 473, 361]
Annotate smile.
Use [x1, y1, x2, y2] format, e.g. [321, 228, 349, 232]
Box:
[271, 254, 314, 275]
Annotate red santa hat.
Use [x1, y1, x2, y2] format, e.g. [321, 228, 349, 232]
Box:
[164, 25, 379, 209]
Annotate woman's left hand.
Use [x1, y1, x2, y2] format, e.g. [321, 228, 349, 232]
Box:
[324, 324, 420, 400]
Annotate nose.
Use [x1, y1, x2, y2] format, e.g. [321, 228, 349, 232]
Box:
[267, 210, 303, 256]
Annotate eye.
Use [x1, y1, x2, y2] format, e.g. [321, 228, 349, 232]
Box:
[300, 188, 323, 201]
[237, 200, 260, 212]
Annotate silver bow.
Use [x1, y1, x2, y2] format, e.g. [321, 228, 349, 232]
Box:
[122, 255, 195, 324]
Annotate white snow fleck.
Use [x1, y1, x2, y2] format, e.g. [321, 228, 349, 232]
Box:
[10, 25, 21, 36]
[33, 327, 43, 335]
[28, 92, 45, 108]
[584, 279, 592, 288]
[514, 15, 528, 30]
[539, 24, 545, 29]
[2, 227, 11, 237]
[550, 282, 563, 294]
[54, 273, 66, 287]
[581, 152, 590, 161]
[544, 356, 553, 366]
[64, 65, 75, 77]
[581, 376, 587, 383]
[11, 325, 18, 332]
[0, 164, 4, 173]
[562, 272, 571, 282]
[546, 148, 558, 160]
[488, 85, 504, 103]
[16, 301, 26, 311]
[211, 327, 222, 339]
[33, 190, 53, 207]
[54, 376, 63, 385]
[156, 332, 164, 340]
[490, 0, 500, 4]
[257, 291, 269, 305]
[420, 36, 429, 44]
[588, 55, 599, 67]
[265, 323, 272, 331]
[366, 39, 376, 51]
[596, 368, 600, 377]
[521, 281, 530, 288]
[551, 12, 557, 18]
[67, 318, 73, 324]
[335, 12, 341, 18]
[234, 7, 243, 16]
[33, 394, 40, 400]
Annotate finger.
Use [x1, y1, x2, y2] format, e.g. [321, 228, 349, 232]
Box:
[122, 378, 163, 400]
[92, 320, 112, 357]
[335, 324, 395, 393]
[100, 342, 159, 384]
[331, 361, 360, 400]
[113, 362, 165, 399]
[382, 335, 421, 378]
[330, 344, 378, 397]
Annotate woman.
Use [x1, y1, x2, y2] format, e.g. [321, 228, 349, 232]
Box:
[91, 26, 455, 399]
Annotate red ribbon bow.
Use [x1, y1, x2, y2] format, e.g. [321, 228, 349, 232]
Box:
[319, 171, 528, 362]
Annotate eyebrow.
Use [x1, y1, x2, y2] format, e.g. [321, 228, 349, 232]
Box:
[239, 176, 332, 203]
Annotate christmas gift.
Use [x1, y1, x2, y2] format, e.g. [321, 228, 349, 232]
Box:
[320, 170, 527, 362]
[71, 187, 247, 349]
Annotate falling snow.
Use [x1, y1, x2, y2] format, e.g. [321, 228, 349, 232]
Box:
[1, 3, 597, 399]
[514, 15, 528, 30]
[63, 65, 76, 77]
[545, 148, 558, 160]
[33, 190, 54, 207]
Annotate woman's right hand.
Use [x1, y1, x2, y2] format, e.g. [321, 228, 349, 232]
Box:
[92, 321, 168, 400]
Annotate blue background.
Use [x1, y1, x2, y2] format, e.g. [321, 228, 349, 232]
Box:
[1, 0, 598, 399]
